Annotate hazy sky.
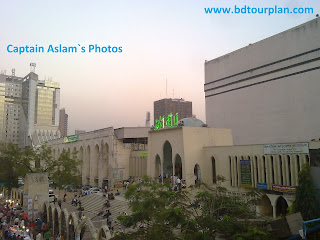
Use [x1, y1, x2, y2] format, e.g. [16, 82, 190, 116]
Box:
[0, 0, 319, 135]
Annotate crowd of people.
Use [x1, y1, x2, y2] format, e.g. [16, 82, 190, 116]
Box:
[0, 199, 60, 240]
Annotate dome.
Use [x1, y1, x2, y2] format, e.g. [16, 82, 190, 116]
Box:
[178, 117, 206, 127]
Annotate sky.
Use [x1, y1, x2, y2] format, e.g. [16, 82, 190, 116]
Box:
[0, 0, 319, 135]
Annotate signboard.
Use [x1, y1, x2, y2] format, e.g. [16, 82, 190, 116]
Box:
[27, 197, 33, 219]
[264, 143, 309, 155]
[64, 135, 78, 143]
[240, 160, 252, 187]
[154, 113, 179, 130]
[257, 183, 268, 190]
[140, 152, 148, 157]
[272, 184, 296, 193]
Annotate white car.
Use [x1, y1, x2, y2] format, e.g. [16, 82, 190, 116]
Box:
[89, 188, 100, 194]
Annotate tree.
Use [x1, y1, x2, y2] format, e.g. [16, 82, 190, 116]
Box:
[51, 149, 82, 189]
[0, 143, 29, 190]
[0, 142, 82, 190]
[112, 176, 273, 240]
[291, 163, 320, 220]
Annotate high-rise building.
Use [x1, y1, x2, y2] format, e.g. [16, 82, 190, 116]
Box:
[154, 98, 192, 125]
[0, 71, 60, 148]
[59, 108, 68, 137]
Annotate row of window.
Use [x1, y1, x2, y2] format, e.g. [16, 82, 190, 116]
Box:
[211, 154, 310, 188]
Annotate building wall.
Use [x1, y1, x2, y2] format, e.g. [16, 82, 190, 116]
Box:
[59, 108, 68, 137]
[205, 18, 320, 145]
[154, 98, 192, 125]
[147, 126, 233, 186]
[48, 127, 148, 188]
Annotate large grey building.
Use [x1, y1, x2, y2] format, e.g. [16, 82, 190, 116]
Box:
[0, 71, 60, 148]
[154, 98, 192, 126]
[59, 108, 68, 137]
[205, 18, 320, 145]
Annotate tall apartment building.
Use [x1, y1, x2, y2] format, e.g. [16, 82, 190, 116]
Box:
[0, 71, 60, 148]
[154, 98, 192, 125]
[59, 108, 68, 137]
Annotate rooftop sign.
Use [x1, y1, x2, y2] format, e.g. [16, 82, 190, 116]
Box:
[64, 135, 78, 143]
[264, 143, 309, 154]
[154, 113, 179, 130]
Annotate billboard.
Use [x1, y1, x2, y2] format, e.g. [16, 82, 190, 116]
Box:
[64, 135, 78, 143]
[272, 184, 296, 193]
[240, 160, 252, 188]
[263, 143, 309, 155]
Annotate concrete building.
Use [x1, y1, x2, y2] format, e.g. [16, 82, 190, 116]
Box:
[146, 118, 320, 219]
[204, 18, 320, 145]
[0, 71, 60, 148]
[47, 127, 149, 188]
[59, 108, 68, 137]
[154, 98, 192, 127]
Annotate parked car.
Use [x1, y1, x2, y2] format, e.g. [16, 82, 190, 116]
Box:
[49, 194, 58, 202]
[89, 188, 100, 194]
[49, 188, 54, 194]
[81, 185, 91, 195]
[64, 185, 77, 192]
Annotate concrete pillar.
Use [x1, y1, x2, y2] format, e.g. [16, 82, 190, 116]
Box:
[273, 205, 277, 219]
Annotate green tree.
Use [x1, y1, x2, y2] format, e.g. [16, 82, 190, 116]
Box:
[0, 142, 82, 190]
[291, 163, 320, 220]
[51, 149, 82, 189]
[112, 176, 272, 240]
[0, 143, 30, 190]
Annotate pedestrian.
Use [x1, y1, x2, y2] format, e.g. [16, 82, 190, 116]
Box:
[36, 232, 42, 240]
[58, 199, 62, 209]
[78, 209, 82, 220]
[63, 194, 67, 202]
[45, 230, 51, 240]
[53, 196, 57, 204]
[176, 177, 181, 191]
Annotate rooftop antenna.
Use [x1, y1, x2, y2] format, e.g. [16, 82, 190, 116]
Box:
[145, 111, 150, 127]
[30, 63, 36, 73]
[11, 69, 15, 76]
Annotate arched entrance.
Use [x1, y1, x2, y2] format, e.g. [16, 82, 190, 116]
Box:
[163, 141, 173, 178]
[48, 206, 53, 230]
[276, 196, 288, 217]
[85, 146, 90, 185]
[61, 211, 67, 239]
[54, 209, 59, 236]
[68, 216, 75, 240]
[155, 155, 161, 180]
[194, 164, 201, 184]
[92, 145, 99, 186]
[260, 195, 273, 217]
[102, 143, 109, 189]
[174, 154, 182, 179]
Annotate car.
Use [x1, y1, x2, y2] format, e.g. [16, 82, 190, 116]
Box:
[88, 188, 100, 194]
[49, 188, 54, 194]
[81, 186, 91, 195]
[49, 194, 58, 202]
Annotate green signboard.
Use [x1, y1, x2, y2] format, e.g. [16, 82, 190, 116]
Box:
[240, 160, 252, 187]
[64, 135, 78, 143]
[140, 152, 148, 157]
[154, 113, 179, 130]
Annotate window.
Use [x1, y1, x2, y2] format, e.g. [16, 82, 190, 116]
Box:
[229, 156, 232, 186]
[255, 156, 259, 184]
[263, 156, 267, 183]
[279, 155, 283, 185]
[297, 155, 300, 173]
[270, 156, 275, 184]
[212, 157, 216, 184]
[287, 155, 292, 186]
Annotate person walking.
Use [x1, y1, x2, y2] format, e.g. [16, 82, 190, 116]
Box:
[45, 230, 51, 240]
[58, 199, 62, 209]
